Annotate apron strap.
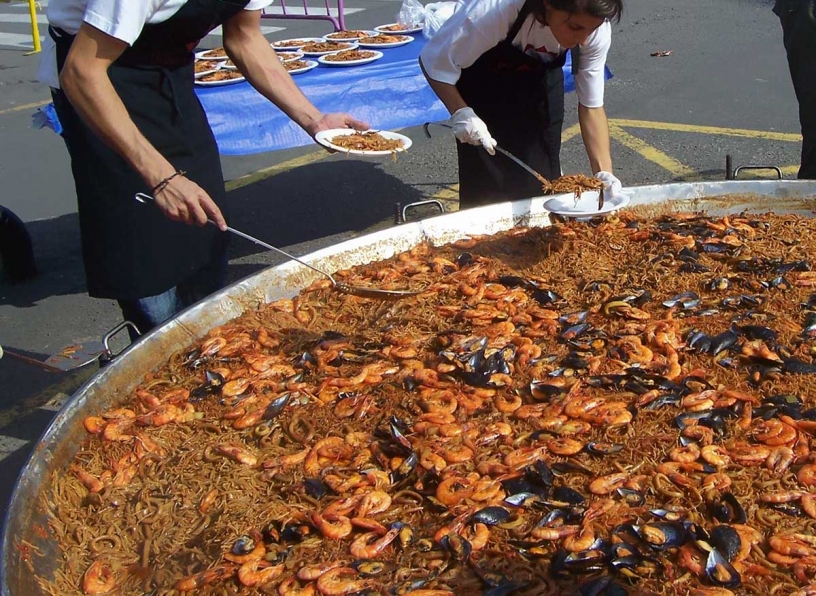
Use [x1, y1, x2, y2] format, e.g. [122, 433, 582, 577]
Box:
[571, 44, 580, 75]
[507, 0, 538, 42]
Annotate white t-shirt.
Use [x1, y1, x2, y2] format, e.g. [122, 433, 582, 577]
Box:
[420, 0, 611, 108]
[39, 0, 273, 88]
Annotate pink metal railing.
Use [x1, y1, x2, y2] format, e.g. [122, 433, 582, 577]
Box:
[261, 0, 346, 32]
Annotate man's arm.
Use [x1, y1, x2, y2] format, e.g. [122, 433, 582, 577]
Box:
[59, 23, 227, 229]
[223, 10, 367, 135]
[578, 104, 613, 174]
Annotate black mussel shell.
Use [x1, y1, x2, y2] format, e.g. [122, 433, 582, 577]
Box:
[389, 451, 418, 484]
[709, 525, 741, 562]
[560, 311, 590, 326]
[679, 262, 711, 274]
[587, 441, 623, 455]
[731, 323, 779, 342]
[354, 560, 396, 577]
[190, 370, 226, 401]
[579, 575, 629, 596]
[617, 488, 645, 507]
[561, 323, 592, 341]
[708, 277, 732, 291]
[263, 392, 292, 420]
[635, 522, 687, 550]
[497, 275, 530, 288]
[784, 357, 816, 374]
[441, 533, 472, 562]
[303, 478, 331, 500]
[705, 547, 741, 588]
[527, 460, 555, 488]
[231, 535, 256, 555]
[530, 380, 568, 399]
[551, 486, 586, 506]
[471, 506, 512, 526]
[532, 288, 563, 306]
[456, 252, 474, 267]
[662, 291, 700, 310]
[649, 508, 685, 522]
[504, 492, 543, 508]
[483, 580, 528, 596]
[551, 460, 594, 476]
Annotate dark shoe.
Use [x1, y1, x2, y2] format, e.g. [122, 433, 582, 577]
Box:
[0, 206, 37, 282]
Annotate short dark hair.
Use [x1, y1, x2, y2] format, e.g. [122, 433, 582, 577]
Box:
[547, 0, 623, 23]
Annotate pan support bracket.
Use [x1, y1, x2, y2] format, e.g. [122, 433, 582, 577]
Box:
[394, 200, 445, 225]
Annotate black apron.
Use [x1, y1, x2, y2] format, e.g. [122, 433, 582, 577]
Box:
[51, 0, 249, 300]
[456, 0, 568, 207]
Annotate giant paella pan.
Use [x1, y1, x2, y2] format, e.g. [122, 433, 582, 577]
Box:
[6, 180, 816, 596]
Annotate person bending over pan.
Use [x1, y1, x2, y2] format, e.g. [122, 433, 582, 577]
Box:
[40, 0, 368, 338]
[421, 0, 624, 208]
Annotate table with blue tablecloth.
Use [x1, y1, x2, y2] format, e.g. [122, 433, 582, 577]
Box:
[196, 37, 604, 156]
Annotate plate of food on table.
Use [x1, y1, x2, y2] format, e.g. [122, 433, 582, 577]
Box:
[373, 22, 423, 34]
[194, 69, 246, 87]
[283, 59, 319, 75]
[271, 37, 323, 51]
[357, 33, 414, 48]
[323, 29, 379, 41]
[315, 129, 412, 155]
[195, 47, 229, 60]
[194, 59, 224, 78]
[317, 49, 383, 67]
[276, 51, 304, 62]
[300, 40, 358, 56]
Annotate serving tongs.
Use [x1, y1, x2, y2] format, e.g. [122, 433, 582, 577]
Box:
[134, 193, 421, 299]
[422, 121, 605, 210]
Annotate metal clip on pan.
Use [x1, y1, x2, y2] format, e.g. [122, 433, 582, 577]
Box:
[134, 193, 421, 299]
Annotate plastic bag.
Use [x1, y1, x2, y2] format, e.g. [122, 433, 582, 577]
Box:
[423, 1, 460, 38]
[397, 0, 425, 27]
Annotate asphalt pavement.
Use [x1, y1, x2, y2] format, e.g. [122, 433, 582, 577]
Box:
[0, 0, 806, 523]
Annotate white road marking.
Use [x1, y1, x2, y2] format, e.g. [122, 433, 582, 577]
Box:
[261, 6, 365, 16]
[0, 13, 48, 24]
[0, 32, 41, 48]
[0, 435, 30, 463]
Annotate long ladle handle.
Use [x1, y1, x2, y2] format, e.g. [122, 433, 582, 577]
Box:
[134, 193, 339, 285]
[423, 121, 550, 187]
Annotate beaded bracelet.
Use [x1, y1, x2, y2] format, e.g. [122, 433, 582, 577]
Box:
[151, 170, 186, 196]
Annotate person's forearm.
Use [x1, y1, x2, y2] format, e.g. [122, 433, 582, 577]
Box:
[420, 60, 466, 115]
[225, 26, 324, 135]
[578, 104, 613, 174]
[60, 62, 175, 188]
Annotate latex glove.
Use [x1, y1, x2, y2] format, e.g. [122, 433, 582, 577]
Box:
[595, 171, 623, 200]
[450, 107, 497, 155]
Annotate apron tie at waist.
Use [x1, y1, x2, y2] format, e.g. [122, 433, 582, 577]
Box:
[159, 67, 184, 121]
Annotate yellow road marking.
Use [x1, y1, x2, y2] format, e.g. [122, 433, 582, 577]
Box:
[608, 123, 697, 179]
[611, 119, 802, 143]
[226, 150, 329, 191]
[561, 122, 581, 143]
[0, 99, 50, 116]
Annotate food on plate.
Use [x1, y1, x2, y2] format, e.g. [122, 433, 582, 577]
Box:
[324, 29, 370, 39]
[301, 41, 353, 53]
[197, 70, 244, 82]
[379, 22, 414, 31]
[359, 34, 410, 44]
[194, 60, 217, 73]
[321, 49, 377, 63]
[276, 51, 303, 62]
[272, 38, 309, 48]
[283, 59, 312, 72]
[542, 173, 605, 197]
[329, 130, 404, 151]
[42, 206, 816, 595]
[201, 47, 227, 58]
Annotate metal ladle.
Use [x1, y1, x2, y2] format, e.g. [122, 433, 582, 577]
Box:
[134, 193, 421, 299]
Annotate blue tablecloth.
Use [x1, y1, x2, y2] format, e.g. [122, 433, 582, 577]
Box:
[196, 38, 608, 155]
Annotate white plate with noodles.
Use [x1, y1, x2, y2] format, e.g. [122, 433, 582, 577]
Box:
[543, 191, 630, 218]
[322, 29, 379, 41]
[270, 37, 323, 51]
[357, 34, 414, 49]
[317, 49, 383, 67]
[195, 47, 229, 60]
[194, 70, 247, 87]
[300, 40, 359, 56]
[315, 129, 412, 156]
[276, 51, 305, 63]
[374, 22, 423, 34]
[194, 60, 225, 78]
[284, 59, 319, 75]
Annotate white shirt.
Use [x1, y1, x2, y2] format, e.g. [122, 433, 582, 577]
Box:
[39, 0, 273, 88]
[420, 0, 611, 108]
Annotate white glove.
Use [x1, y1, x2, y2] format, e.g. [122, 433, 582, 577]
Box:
[595, 171, 623, 200]
[450, 107, 497, 155]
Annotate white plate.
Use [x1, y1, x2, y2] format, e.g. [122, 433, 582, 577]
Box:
[221, 60, 238, 70]
[195, 48, 229, 60]
[322, 30, 379, 41]
[300, 40, 359, 56]
[194, 72, 246, 87]
[543, 191, 630, 218]
[315, 129, 412, 155]
[357, 34, 414, 49]
[270, 37, 323, 51]
[285, 59, 319, 75]
[194, 60, 225, 78]
[373, 23, 423, 34]
[276, 51, 304, 63]
[317, 50, 383, 67]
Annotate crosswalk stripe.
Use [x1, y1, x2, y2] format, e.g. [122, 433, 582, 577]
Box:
[0, 435, 30, 463]
[0, 32, 41, 48]
[209, 23, 286, 36]
[0, 13, 48, 24]
[261, 6, 365, 16]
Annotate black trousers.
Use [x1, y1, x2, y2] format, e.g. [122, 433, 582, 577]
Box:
[776, 0, 816, 179]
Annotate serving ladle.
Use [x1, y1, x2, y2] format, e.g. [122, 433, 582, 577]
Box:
[134, 193, 421, 299]
[422, 121, 605, 210]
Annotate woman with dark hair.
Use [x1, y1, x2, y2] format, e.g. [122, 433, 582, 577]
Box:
[420, 0, 624, 208]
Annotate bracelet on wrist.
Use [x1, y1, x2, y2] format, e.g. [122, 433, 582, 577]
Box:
[151, 170, 186, 196]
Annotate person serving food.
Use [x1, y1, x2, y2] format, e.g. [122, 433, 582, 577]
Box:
[39, 0, 368, 337]
[420, 0, 623, 208]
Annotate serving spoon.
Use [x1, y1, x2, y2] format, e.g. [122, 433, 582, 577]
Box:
[134, 193, 421, 299]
